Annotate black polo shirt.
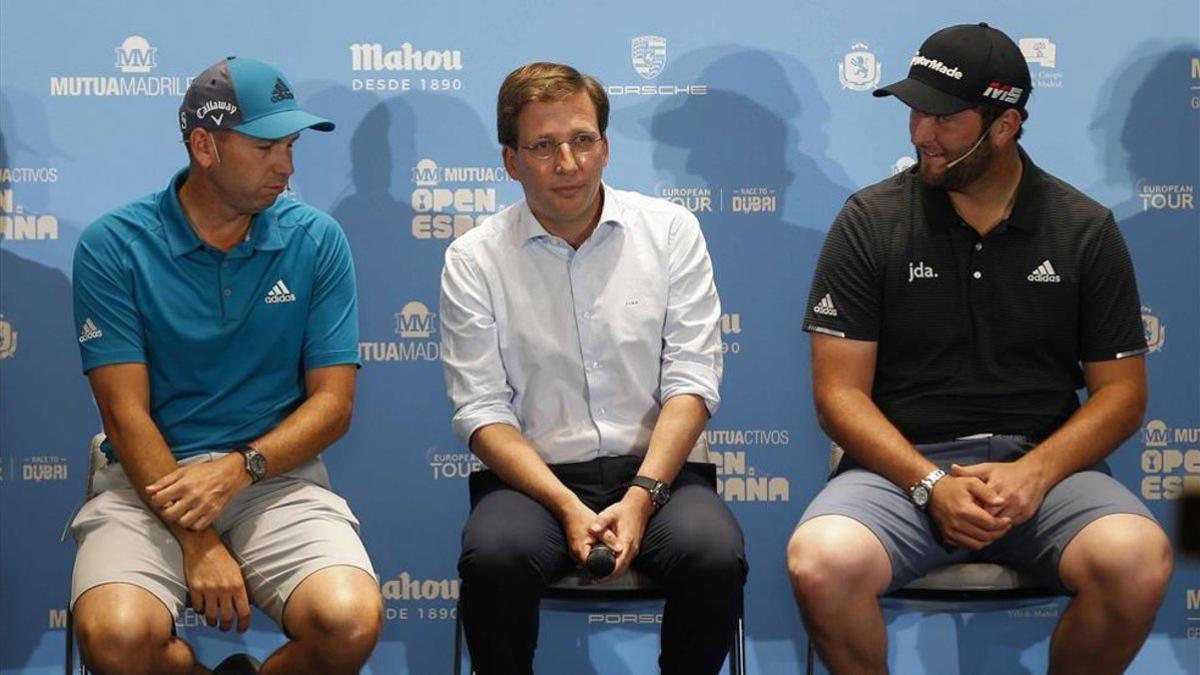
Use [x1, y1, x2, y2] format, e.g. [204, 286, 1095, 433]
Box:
[803, 149, 1147, 444]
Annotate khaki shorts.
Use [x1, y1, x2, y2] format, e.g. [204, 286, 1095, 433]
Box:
[70, 453, 376, 625]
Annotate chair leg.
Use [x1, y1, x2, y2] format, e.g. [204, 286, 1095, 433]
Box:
[728, 614, 746, 675]
[65, 606, 73, 675]
[452, 597, 464, 675]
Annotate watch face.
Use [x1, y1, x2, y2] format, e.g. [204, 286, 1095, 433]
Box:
[652, 484, 670, 506]
[247, 452, 267, 479]
[912, 485, 929, 507]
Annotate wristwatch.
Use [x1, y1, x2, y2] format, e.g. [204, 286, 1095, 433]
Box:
[908, 469, 946, 510]
[628, 475, 670, 509]
[235, 444, 267, 483]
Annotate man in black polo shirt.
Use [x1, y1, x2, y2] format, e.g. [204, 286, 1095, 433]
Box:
[787, 23, 1172, 674]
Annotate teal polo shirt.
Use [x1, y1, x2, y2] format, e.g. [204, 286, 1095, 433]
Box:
[73, 169, 360, 460]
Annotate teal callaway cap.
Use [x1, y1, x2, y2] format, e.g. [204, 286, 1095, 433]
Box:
[179, 56, 334, 140]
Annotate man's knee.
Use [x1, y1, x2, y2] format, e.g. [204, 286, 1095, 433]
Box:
[787, 516, 890, 602]
[1063, 514, 1173, 609]
[660, 513, 746, 587]
[289, 569, 382, 653]
[75, 586, 174, 674]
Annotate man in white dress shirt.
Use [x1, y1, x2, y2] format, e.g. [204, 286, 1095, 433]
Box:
[440, 62, 747, 675]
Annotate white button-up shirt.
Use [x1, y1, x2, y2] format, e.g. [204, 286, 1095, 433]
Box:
[440, 185, 723, 465]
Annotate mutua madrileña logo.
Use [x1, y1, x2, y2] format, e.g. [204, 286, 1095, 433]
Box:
[50, 35, 193, 97]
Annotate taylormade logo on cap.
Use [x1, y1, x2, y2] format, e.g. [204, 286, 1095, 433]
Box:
[910, 53, 963, 80]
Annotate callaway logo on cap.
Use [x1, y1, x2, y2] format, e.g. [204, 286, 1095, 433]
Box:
[179, 57, 334, 140]
[873, 23, 1032, 119]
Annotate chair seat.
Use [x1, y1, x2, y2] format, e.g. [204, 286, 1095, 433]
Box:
[886, 563, 1060, 604]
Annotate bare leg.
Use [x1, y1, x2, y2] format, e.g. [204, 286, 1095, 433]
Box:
[259, 566, 383, 675]
[788, 515, 892, 675]
[1051, 514, 1173, 675]
[74, 583, 211, 675]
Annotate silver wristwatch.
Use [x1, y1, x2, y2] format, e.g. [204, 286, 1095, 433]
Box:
[908, 469, 946, 510]
[235, 444, 268, 483]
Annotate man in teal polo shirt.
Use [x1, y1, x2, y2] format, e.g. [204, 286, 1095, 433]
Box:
[69, 57, 381, 675]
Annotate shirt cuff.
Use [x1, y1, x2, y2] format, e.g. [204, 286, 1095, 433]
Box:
[452, 401, 522, 444]
[661, 360, 721, 416]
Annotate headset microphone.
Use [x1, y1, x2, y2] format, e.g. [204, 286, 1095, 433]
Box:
[944, 127, 989, 169]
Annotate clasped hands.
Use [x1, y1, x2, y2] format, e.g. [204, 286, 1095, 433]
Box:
[562, 489, 656, 580]
[927, 457, 1050, 551]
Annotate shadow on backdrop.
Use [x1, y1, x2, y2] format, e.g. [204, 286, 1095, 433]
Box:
[1092, 43, 1200, 675]
[0, 110, 98, 670]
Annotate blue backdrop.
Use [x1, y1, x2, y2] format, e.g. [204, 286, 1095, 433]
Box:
[1, 1, 1197, 673]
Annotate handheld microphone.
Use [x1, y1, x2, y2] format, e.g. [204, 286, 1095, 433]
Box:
[586, 544, 616, 579]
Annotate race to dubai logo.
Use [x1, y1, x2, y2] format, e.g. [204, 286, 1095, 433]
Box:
[1141, 305, 1166, 353]
[632, 36, 668, 80]
[839, 43, 882, 91]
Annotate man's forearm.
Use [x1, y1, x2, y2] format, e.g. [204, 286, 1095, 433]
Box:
[248, 386, 354, 480]
[635, 394, 710, 484]
[102, 405, 221, 550]
[1021, 380, 1146, 486]
[816, 386, 937, 490]
[469, 423, 582, 519]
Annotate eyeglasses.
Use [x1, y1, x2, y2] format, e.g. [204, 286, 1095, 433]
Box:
[517, 133, 603, 161]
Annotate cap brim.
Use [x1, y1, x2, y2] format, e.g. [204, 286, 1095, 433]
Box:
[873, 78, 974, 116]
[233, 109, 335, 139]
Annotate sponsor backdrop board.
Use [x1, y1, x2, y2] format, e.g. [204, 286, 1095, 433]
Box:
[1, 0, 1196, 673]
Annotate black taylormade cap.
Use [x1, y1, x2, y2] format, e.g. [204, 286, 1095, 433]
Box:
[874, 23, 1032, 119]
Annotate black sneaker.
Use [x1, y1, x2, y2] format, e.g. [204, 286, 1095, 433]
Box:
[213, 653, 262, 674]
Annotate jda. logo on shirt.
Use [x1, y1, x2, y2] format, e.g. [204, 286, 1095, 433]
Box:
[907, 261, 938, 282]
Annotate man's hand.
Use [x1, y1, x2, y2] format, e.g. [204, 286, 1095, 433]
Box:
[559, 500, 617, 568]
[950, 460, 1050, 526]
[926, 475, 1012, 551]
[587, 489, 655, 579]
[146, 453, 252, 531]
[181, 532, 251, 632]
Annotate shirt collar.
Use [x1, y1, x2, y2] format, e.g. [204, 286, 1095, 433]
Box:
[518, 183, 624, 246]
[920, 146, 1045, 234]
[159, 168, 286, 258]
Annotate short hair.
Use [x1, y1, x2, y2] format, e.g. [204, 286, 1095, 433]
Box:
[978, 104, 1024, 141]
[496, 62, 609, 149]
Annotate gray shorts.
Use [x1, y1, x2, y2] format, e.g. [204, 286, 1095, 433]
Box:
[70, 453, 376, 625]
[798, 436, 1156, 594]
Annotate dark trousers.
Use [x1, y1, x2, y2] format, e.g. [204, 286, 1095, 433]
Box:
[458, 455, 747, 675]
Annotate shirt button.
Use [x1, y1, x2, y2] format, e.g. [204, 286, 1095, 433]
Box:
[223, 288, 232, 297]
[974, 242, 983, 251]
[972, 271, 982, 280]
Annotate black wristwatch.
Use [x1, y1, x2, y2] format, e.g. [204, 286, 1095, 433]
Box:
[628, 475, 670, 509]
[235, 444, 267, 483]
